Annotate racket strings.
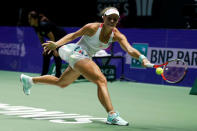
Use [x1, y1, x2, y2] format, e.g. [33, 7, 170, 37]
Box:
[163, 60, 187, 83]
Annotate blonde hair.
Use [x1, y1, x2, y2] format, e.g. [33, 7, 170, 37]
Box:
[100, 7, 119, 17]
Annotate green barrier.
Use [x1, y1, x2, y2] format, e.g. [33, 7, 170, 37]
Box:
[48, 63, 116, 81]
[131, 43, 148, 68]
[190, 78, 197, 95]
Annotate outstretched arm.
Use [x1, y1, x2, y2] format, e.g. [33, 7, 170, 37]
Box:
[114, 30, 150, 66]
[43, 24, 93, 51]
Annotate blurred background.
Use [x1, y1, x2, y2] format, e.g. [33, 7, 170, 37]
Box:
[0, 0, 197, 28]
[0, 0, 197, 87]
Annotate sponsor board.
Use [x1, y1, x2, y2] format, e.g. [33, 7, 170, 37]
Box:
[148, 47, 197, 68]
[130, 43, 197, 69]
[0, 42, 26, 57]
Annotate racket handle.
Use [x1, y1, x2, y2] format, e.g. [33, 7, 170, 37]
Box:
[145, 63, 154, 68]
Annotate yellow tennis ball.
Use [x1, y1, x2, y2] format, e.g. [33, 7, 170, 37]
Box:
[156, 67, 163, 75]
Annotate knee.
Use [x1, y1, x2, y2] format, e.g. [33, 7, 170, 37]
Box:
[58, 84, 68, 88]
[96, 75, 107, 87]
[55, 80, 68, 88]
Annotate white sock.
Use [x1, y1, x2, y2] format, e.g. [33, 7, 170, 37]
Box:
[108, 110, 116, 115]
[29, 77, 34, 85]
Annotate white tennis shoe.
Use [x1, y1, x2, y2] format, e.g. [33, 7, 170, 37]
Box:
[106, 112, 129, 126]
[20, 74, 32, 95]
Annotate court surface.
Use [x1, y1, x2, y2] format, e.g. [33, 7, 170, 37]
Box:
[0, 70, 197, 131]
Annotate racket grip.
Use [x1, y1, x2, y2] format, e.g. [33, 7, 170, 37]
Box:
[145, 63, 154, 68]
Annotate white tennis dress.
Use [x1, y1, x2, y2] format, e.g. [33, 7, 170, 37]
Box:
[58, 24, 114, 68]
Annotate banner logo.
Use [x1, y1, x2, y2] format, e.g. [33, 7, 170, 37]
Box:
[136, 0, 154, 16]
[130, 43, 197, 69]
[0, 42, 26, 57]
[148, 47, 197, 68]
[131, 43, 148, 68]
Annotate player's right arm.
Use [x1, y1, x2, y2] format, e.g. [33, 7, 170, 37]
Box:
[43, 23, 95, 50]
[114, 28, 151, 67]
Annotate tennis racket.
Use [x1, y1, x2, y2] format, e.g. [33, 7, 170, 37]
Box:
[145, 59, 188, 83]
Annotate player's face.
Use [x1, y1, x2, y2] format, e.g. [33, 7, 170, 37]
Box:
[103, 14, 119, 28]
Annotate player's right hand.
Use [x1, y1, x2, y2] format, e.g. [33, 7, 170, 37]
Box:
[142, 58, 151, 67]
[43, 41, 58, 54]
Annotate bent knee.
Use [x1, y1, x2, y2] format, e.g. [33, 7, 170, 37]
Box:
[95, 76, 107, 86]
[55, 80, 69, 88]
[58, 84, 68, 88]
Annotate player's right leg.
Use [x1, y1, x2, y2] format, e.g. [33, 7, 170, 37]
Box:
[20, 66, 80, 95]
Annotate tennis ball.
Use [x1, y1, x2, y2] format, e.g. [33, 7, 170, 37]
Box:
[156, 67, 163, 75]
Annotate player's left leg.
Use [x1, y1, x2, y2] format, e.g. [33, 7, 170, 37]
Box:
[20, 66, 80, 95]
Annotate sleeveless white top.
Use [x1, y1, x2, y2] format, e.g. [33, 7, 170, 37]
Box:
[77, 23, 114, 57]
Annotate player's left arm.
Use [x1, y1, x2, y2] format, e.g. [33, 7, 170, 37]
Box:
[114, 29, 150, 66]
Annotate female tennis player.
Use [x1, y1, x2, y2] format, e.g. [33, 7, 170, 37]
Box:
[20, 7, 151, 126]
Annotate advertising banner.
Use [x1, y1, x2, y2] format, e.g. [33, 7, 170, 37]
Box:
[0, 27, 42, 73]
[0, 26, 196, 87]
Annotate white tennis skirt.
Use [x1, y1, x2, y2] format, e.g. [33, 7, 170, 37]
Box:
[58, 44, 90, 68]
